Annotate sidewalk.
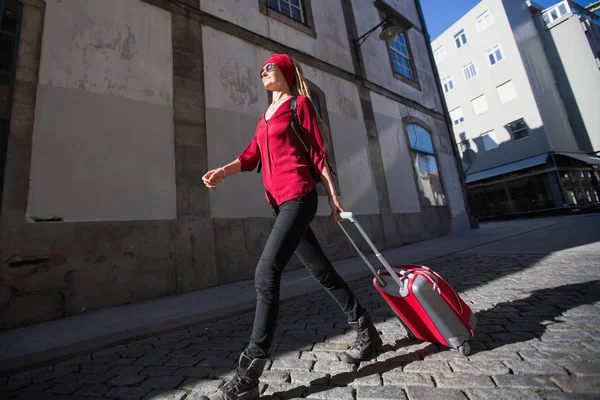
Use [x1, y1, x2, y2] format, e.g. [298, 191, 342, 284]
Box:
[0, 216, 567, 375]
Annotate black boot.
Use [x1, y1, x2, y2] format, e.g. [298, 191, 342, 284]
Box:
[198, 353, 268, 400]
[339, 312, 382, 364]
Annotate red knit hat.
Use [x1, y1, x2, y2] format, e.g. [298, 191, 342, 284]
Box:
[262, 54, 295, 88]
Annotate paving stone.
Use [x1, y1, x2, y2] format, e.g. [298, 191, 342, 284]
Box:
[128, 337, 159, 348]
[403, 360, 452, 374]
[164, 356, 203, 367]
[142, 366, 179, 377]
[381, 372, 433, 387]
[449, 360, 510, 375]
[172, 366, 211, 378]
[465, 388, 545, 400]
[541, 331, 590, 342]
[503, 361, 568, 375]
[312, 342, 349, 352]
[54, 355, 92, 370]
[271, 359, 314, 372]
[561, 361, 600, 376]
[345, 373, 382, 387]
[551, 376, 600, 394]
[78, 372, 119, 384]
[140, 376, 184, 389]
[301, 351, 340, 361]
[289, 371, 330, 386]
[546, 393, 600, 400]
[93, 345, 128, 358]
[178, 378, 223, 393]
[141, 389, 190, 400]
[355, 385, 408, 399]
[468, 350, 522, 361]
[195, 359, 235, 369]
[433, 373, 495, 389]
[135, 355, 171, 367]
[74, 384, 111, 397]
[81, 361, 115, 374]
[195, 350, 231, 359]
[107, 375, 148, 386]
[270, 351, 302, 360]
[49, 383, 84, 394]
[262, 382, 307, 399]
[405, 386, 468, 400]
[306, 385, 354, 399]
[107, 366, 146, 376]
[313, 361, 354, 373]
[106, 387, 152, 400]
[260, 370, 290, 384]
[493, 375, 561, 391]
[519, 350, 575, 361]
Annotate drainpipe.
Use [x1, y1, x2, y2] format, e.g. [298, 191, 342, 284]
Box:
[413, 0, 478, 229]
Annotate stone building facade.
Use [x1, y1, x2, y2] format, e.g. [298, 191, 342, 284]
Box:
[0, 0, 470, 330]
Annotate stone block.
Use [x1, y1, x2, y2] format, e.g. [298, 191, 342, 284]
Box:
[106, 387, 152, 400]
[503, 361, 568, 376]
[174, 124, 206, 150]
[0, 294, 63, 329]
[289, 371, 330, 386]
[551, 376, 600, 394]
[171, 13, 202, 55]
[142, 389, 187, 400]
[141, 376, 185, 389]
[405, 387, 468, 400]
[173, 77, 204, 125]
[381, 372, 433, 387]
[175, 146, 206, 186]
[433, 373, 495, 389]
[177, 183, 210, 217]
[493, 375, 561, 391]
[174, 217, 217, 293]
[244, 218, 274, 257]
[465, 388, 543, 400]
[173, 50, 203, 81]
[306, 386, 354, 399]
[356, 386, 408, 399]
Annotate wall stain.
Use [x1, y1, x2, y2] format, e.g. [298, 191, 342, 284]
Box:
[219, 61, 258, 108]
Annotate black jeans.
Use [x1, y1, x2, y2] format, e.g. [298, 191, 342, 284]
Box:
[245, 189, 366, 359]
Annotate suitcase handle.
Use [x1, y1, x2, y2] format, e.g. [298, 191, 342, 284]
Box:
[337, 212, 409, 297]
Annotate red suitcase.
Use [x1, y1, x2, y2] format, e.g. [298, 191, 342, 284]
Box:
[338, 212, 476, 355]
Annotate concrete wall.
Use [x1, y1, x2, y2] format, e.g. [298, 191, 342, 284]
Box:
[541, 13, 600, 153]
[27, 0, 176, 222]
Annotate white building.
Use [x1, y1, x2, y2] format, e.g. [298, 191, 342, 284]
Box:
[431, 0, 600, 219]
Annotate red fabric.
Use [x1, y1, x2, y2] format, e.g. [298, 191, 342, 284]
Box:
[238, 95, 327, 205]
[262, 54, 295, 88]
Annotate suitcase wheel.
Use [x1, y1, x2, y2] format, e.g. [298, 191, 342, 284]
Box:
[457, 341, 471, 356]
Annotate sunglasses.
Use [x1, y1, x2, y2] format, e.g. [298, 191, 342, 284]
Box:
[260, 62, 277, 77]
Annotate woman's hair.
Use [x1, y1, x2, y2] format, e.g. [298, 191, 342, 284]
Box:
[290, 58, 330, 141]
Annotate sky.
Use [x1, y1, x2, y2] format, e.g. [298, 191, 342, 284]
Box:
[420, 0, 570, 40]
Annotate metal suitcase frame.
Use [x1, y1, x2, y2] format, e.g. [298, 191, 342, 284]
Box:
[337, 212, 476, 356]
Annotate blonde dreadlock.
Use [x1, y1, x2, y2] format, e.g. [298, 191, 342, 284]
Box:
[291, 58, 330, 142]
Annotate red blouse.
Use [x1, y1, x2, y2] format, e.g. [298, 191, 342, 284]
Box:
[237, 95, 328, 205]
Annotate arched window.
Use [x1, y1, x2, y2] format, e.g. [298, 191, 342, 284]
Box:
[406, 124, 446, 206]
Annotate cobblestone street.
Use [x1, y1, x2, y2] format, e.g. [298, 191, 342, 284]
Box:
[2, 248, 599, 400]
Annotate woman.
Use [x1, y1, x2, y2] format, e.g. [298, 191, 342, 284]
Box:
[200, 54, 381, 400]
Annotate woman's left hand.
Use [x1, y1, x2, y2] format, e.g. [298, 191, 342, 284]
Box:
[328, 195, 345, 223]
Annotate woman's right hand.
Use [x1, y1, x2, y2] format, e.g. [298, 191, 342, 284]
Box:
[202, 168, 225, 190]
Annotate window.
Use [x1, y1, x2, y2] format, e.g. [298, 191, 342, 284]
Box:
[476, 10, 494, 32]
[463, 61, 477, 81]
[434, 46, 447, 63]
[542, 1, 571, 25]
[450, 107, 464, 126]
[454, 29, 467, 48]
[388, 33, 414, 81]
[259, 0, 315, 37]
[507, 118, 529, 140]
[480, 130, 499, 151]
[407, 124, 446, 206]
[442, 76, 454, 93]
[471, 95, 488, 115]
[267, 0, 307, 24]
[497, 80, 517, 104]
[487, 44, 504, 66]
